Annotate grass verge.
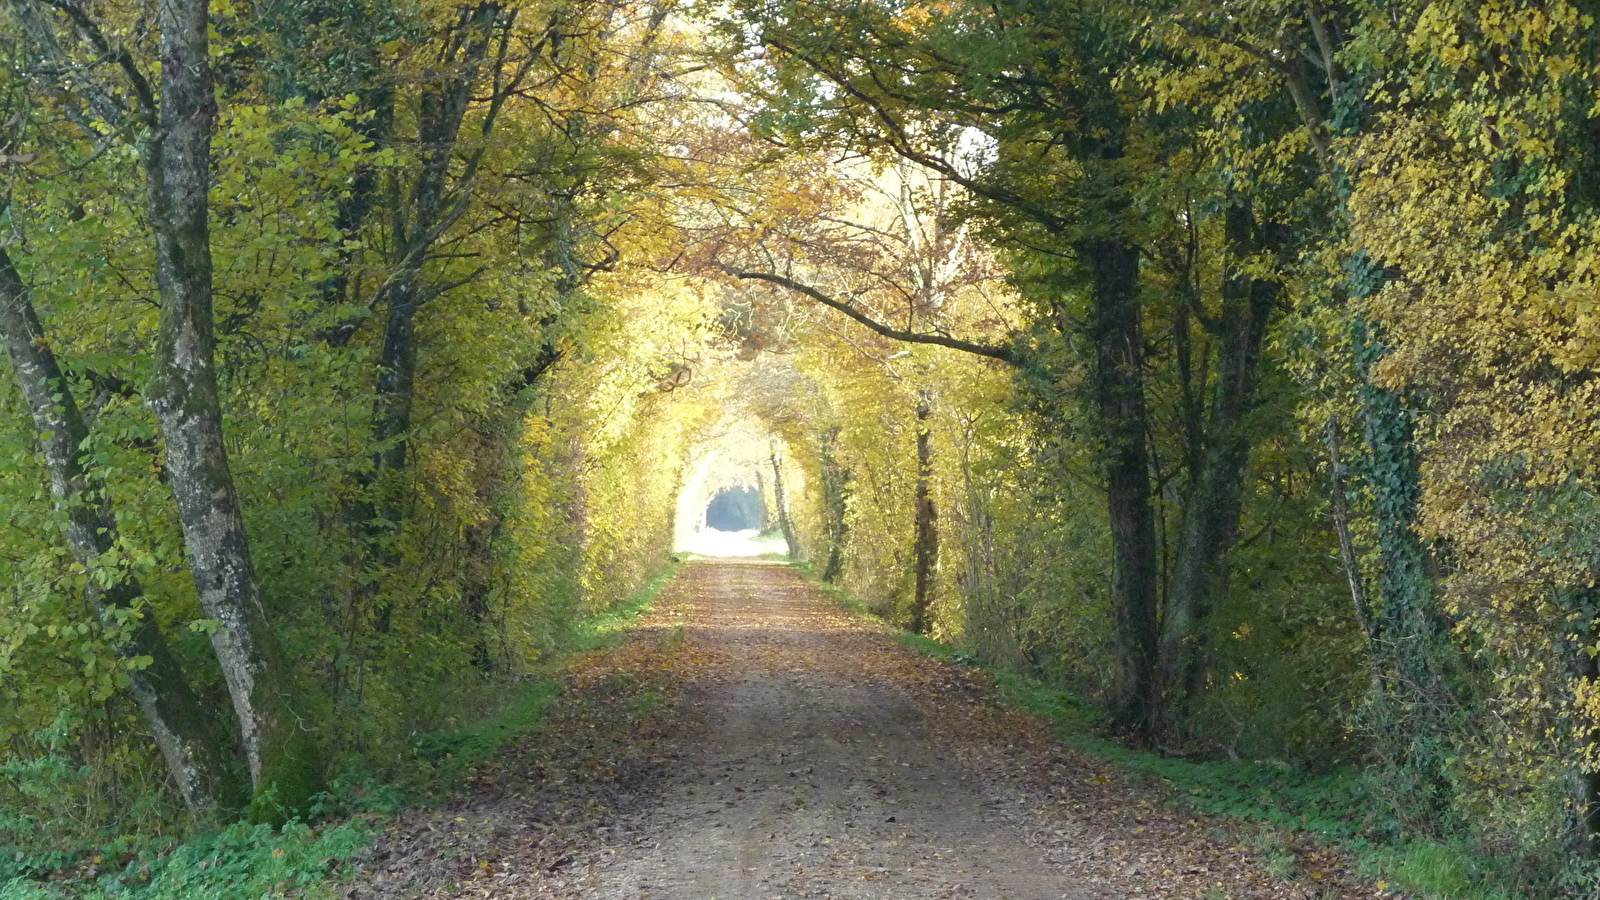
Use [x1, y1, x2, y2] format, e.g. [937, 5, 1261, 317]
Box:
[408, 559, 684, 789]
[796, 567, 1515, 900]
[0, 819, 368, 900]
[994, 670, 1517, 900]
[1, 561, 685, 900]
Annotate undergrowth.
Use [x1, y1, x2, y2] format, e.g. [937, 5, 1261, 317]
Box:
[0, 820, 368, 900]
[406, 561, 681, 790]
[997, 674, 1518, 899]
[0, 561, 683, 900]
[801, 567, 1518, 900]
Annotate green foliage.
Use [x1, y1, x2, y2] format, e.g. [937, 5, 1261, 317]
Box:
[7, 0, 1600, 894]
[899, 619, 1524, 900]
[567, 562, 684, 654]
[0, 0, 710, 850]
[0, 820, 368, 900]
[0, 714, 181, 866]
[409, 679, 565, 789]
[405, 560, 680, 790]
[0, 561, 679, 899]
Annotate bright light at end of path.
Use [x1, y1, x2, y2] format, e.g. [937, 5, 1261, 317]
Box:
[679, 528, 789, 558]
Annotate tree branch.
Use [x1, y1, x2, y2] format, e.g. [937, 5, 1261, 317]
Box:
[32, 0, 156, 121]
[733, 269, 1018, 365]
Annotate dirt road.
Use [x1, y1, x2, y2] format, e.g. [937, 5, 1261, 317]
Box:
[348, 560, 1369, 900]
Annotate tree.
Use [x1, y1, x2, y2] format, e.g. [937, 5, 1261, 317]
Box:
[8, 0, 323, 819]
[713, 0, 1305, 742]
[0, 243, 243, 818]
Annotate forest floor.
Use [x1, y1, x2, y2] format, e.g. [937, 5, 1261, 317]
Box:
[342, 560, 1385, 900]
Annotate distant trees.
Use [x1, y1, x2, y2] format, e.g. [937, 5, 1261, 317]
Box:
[715, 0, 1288, 742]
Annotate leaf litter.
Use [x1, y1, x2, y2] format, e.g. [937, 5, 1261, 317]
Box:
[342, 560, 1391, 900]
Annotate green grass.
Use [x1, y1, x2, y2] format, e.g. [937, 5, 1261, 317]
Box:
[0, 819, 368, 900]
[796, 568, 1520, 900]
[978, 655, 1521, 899]
[409, 678, 565, 785]
[569, 561, 683, 653]
[1, 560, 687, 900]
[800, 568, 871, 617]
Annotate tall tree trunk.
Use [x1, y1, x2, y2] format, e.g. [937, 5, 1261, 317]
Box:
[140, 0, 321, 820]
[819, 425, 850, 583]
[1292, 22, 1459, 811]
[909, 392, 939, 634]
[1346, 255, 1458, 813]
[1323, 419, 1377, 647]
[369, 3, 500, 487]
[769, 448, 800, 561]
[372, 272, 422, 476]
[1083, 236, 1161, 741]
[1159, 206, 1282, 733]
[355, 7, 505, 636]
[0, 247, 243, 819]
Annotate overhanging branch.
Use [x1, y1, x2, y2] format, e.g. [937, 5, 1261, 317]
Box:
[734, 270, 1018, 365]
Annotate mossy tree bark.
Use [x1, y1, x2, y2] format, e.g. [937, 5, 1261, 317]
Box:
[135, 0, 323, 820]
[13, 0, 321, 821]
[1082, 235, 1161, 742]
[0, 247, 244, 819]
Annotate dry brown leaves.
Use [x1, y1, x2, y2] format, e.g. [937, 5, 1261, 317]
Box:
[341, 561, 1390, 900]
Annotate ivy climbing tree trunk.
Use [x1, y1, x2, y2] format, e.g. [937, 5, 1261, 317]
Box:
[909, 392, 939, 635]
[136, 0, 322, 819]
[0, 246, 243, 819]
[1349, 304, 1458, 810]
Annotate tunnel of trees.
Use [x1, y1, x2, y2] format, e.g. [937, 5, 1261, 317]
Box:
[3, 0, 1600, 894]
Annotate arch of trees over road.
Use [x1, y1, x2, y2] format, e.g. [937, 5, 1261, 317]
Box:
[3, 0, 1600, 892]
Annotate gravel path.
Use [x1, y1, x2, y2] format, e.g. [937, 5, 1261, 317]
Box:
[566, 560, 1099, 900]
[345, 560, 1375, 900]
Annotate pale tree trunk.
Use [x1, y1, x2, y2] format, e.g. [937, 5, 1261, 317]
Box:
[769, 448, 800, 560]
[1323, 420, 1377, 647]
[10, 0, 318, 820]
[138, 0, 320, 819]
[0, 246, 243, 818]
[819, 426, 850, 583]
[909, 392, 939, 635]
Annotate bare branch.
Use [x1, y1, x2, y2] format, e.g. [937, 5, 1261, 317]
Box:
[731, 269, 1018, 365]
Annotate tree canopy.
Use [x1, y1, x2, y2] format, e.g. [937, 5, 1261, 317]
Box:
[4, 0, 1600, 894]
